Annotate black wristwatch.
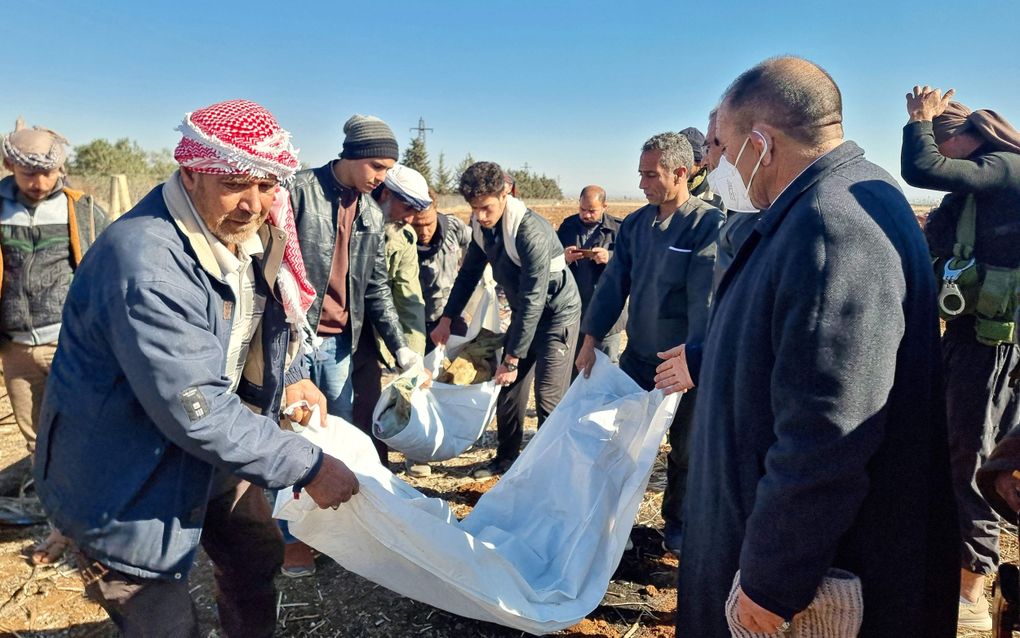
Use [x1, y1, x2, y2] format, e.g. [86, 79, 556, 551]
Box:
[503, 359, 518, 372]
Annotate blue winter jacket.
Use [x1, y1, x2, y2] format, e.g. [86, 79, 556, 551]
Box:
[33, 184, 322, 580]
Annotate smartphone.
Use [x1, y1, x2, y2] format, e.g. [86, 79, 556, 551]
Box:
[577, 249, 597, 258]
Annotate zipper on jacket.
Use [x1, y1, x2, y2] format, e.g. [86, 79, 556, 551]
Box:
[20, 210, 40, 341]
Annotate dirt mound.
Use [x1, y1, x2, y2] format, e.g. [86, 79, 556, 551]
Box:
[455, 477, 499, 507]
[563, 617, 619, 637]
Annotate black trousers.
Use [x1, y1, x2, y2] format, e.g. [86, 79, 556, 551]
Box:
[620, 349, 696, 535]
[79, 480, 283, 638]
[944, 317, 1020, 575]
[494, 320, 579, 461]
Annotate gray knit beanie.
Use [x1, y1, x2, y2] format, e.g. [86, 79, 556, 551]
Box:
[340, 114, 398, 161]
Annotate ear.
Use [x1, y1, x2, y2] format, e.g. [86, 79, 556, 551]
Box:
[752, 128, 775, 167]
[673, 165, 689, 184]
[179, 167, 198, 190]
[2, 159, 13, 172]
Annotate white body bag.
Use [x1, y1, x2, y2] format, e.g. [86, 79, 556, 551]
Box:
[275, 353, 679, 635]
[373, 279, 503, 461]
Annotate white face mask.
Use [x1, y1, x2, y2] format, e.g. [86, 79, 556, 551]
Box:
[707, 131, 767, 212]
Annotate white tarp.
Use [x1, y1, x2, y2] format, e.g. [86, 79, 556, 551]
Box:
[373, 279, 503, 461]
[275, 353, 679, 635]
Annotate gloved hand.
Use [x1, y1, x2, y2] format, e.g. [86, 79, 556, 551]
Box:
[395, 346, 423, 372]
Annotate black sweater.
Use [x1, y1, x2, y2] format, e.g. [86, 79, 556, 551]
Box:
[901, 120, 1020, 268]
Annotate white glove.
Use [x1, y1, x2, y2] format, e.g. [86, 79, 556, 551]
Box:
[395, 346, 423, 372]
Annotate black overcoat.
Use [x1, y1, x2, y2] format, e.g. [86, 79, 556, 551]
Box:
[677, 142, 959, 637]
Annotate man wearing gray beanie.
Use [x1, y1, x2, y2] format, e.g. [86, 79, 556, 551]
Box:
[286, 114, 418, 576]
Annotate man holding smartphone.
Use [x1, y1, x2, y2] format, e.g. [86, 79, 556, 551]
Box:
[557, 185, 625, 366]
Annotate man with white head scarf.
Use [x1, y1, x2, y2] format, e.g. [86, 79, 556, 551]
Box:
[34, 99, 359, 637]
[1, 119, 110, 564]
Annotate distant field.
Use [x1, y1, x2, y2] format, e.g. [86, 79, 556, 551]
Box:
[443, 200, 643, 228]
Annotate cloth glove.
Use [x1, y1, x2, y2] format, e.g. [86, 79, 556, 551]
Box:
[395, 347, 423, 372]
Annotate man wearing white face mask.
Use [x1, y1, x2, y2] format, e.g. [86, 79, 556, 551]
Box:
[705, 108, 762, 286]
[654, 57, 958, 637]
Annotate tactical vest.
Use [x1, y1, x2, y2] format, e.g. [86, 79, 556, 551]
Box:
[936, 194, 1020, 346]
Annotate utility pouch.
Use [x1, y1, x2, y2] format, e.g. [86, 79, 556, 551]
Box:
[976, 316, 1015, 346]
[973, 267, 1020, 346]
[978, 267, 1019, 320]
[934, 194, 1019, 345]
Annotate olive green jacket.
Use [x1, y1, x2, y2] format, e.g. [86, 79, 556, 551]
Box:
[377, 223, 426, 366]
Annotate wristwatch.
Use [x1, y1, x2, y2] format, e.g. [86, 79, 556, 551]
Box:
[502, 359, 518, 372]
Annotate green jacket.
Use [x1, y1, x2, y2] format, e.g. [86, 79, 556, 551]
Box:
[377, 222, 426, 366]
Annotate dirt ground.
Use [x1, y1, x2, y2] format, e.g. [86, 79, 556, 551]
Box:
[0, 380, 679, 637]
[2, 387, 1016, 638]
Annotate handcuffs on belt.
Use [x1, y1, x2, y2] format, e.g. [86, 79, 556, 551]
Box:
[938, 257, 975, 316]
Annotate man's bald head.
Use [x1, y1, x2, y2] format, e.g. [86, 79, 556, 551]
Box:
[579, 185, 606, 204]
[578, 185, 607, 224]
[722, 56, 843, 149]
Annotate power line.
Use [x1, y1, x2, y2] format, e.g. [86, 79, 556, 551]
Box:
[410, 116, 433, 144]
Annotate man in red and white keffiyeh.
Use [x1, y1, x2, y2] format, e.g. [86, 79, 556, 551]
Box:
[174, 99, 317, 329]
[33, 99, 364, 638]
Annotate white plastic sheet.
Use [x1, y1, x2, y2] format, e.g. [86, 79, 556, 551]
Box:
[276, 353, 679, 635]
[373, 279, 503, 461]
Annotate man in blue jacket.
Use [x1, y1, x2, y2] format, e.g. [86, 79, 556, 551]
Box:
[655, 57, 958, 637]
[34, 100, 359, 637]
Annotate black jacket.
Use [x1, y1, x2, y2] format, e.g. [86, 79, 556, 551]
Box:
[680, 142, 958, 637]
[556, 213, 626, 336]
[443, 205, 581, 359]
[901, 120, 1020, 268]
[289, 163, 407, 354]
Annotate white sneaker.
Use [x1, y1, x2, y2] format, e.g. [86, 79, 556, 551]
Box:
[404, 460, 432, 478]
[958, 595, 993, 632]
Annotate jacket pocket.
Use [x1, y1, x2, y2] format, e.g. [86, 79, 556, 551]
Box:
[660, 247, 693, 288]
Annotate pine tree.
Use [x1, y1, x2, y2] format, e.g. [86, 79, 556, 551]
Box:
[455, 153, 476, 182]
[433, 152, 452, 194]
[402, 137, 432, 185]
[507, 167, 563, 200]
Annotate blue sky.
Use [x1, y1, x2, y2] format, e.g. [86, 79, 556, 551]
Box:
[6, 0, 1019, 203]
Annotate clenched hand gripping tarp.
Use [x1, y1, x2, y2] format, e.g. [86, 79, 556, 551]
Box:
[275, 353, 679, 635]
[373, 279, 504, 461]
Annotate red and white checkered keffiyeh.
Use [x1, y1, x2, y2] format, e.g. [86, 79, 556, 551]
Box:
[174, 99, 315, 322]
[269, 186, 317, 319]
[174, 99, 299, 181]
